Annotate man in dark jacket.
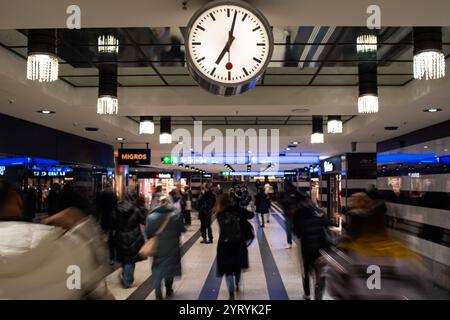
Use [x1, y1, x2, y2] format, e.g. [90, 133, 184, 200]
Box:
[293, 192, 329, 300]
[113, 198, 145, 288]
[255, 188, 270, 227]
[197, 183, 216, 243]
[279, 181, 301, 249]
[95, 187, 118, 264]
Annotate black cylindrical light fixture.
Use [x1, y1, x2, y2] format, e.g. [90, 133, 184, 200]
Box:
[356, 28, 378, 57]
[139, 116, 155, 135]
[413, 27, 445, 80]
[358, 62, 378, 113]
[27, 29, 58, 82]
[311, 116, 324, 144]
[327, 115, 343, 133]
[160, 116, 172, 144]
[97, 63, 118, 115]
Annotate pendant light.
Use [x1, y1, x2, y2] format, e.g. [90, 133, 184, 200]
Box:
[413, 27, 445, 80]
[327, 115, 343, 133]
[356, 29, 377, 54]
[27, 29, 59, 82]
[139, 116, 155, 134]
[97, 64, 118, 115]
[98, 35, 119, 54]
[160, 116, 172, 144]
[311, 116, 324, 144]
[358, 63, 378, 114]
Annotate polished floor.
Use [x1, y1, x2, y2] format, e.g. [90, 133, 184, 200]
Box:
[106, 204, 315, 300]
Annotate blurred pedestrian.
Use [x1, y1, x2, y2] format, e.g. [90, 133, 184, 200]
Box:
[0, 180, 113, 299]
[255, 188, 270, 227]
[182, 186, 192, 225]
[197, 183, 216, 244]
[215, 193, 254, 300]
[47, 183, 61, 216]
[113, 196, 146, 288]
[95, 184, 118, 265]
[150, 185, 164, 212]
[279, 181, 300, 249]
[23, 186, 37, 222]
[145, 195, 185, 300]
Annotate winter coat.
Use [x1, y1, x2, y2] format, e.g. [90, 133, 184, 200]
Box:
[95, 191, 117, 232]
[217, 206, 254, 276]
[197, 190, 216, 217]
[0, 216, 113, 299]
[113, 200, 145, 264]
[293, 200, 329, 256]
[145, 205, 185, 279]
[255, 192, 270, 214]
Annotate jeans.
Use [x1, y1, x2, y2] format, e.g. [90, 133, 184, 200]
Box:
[154, 274, 174, 298]
[200, 212, 213, 241]
[225, 271, 241, 294]
[285, 217, 294, 244]
[121, 262, 135, 288]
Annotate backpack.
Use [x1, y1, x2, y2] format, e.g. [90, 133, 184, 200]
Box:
[220, 211, 241, 243]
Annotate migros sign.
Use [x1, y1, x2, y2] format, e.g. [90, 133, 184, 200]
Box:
[118, 149, 151, 165]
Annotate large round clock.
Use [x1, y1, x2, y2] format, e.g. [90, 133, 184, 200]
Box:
[185, 0, 273, 96]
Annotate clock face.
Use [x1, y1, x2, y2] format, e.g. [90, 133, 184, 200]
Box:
[186, 1, 273, 87]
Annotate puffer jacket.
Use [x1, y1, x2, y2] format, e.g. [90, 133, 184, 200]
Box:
[113, 200, 145, 264]
[0, 216, 113, 299]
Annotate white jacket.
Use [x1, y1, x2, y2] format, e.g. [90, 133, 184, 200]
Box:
[0, 216, 113, 299]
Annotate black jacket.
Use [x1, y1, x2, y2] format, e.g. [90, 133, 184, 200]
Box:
[113, 200, 145, 263]
[95, 191, 118, 232]
[217, 206, 254, 276]
[255, 192, 270, 213]
[293, 201, 329, 256]
[197, 190, 216, 216]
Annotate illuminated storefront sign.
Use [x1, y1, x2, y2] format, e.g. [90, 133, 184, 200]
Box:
[156, 173, 172, 179]
[202, 173, 213, 178]
[221, 171, 295, 177]
[0, 166, 6, 176]
[324, 161, 334, 172]
[118, 149, 151, 165]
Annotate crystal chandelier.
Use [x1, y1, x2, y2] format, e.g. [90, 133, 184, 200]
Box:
[160, 116, 172, 144]
[26, 30, 59, 82]
[356, 34, 377, 53]
[97, 96, 118, 115]
[358, 63, 379, 113]
[97, 64, 118, 115]
[327, 116, 343, 133]
[139, 116, 155, 134]
[311, 116, 324, 144]
[413, 28, 445, 80]
[98, 35, 119, 54]
[358, 94, 379, 114]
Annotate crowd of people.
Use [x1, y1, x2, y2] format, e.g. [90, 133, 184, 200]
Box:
[0, 178, 434, 300]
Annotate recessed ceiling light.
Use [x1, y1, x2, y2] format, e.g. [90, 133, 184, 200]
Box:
[291, 108, 310, 114]
[286, 148, 291, 151]
[85, 127, 99, 132]
[384, 126, 399, 131]
[37, 110, 55, 114]
[116, 137, 125, 141]
[423, 108, 442, 113]
[424, 146, 428, 149]
[445, 149, 448, 152]
[292, 141, 299, 145]
[178, 141, 183, 145]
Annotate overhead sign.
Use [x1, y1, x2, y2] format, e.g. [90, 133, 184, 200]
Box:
[202, 173, 213, 179]
[161, 156, 179, 165]
[324, 161, 334, 173]
[118, 149, 151, 165]
[156, 173, 172, 179]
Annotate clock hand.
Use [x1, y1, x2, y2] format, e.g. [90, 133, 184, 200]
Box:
[215, 32, 235, 65]
[230, 10, 237, 37]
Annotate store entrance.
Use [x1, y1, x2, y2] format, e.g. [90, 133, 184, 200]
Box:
[327, 174, 342, 227]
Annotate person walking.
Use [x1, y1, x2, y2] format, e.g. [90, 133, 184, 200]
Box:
[47, 183, 62, 216]
[197, 183, 216, 244]
[279, 181, 300, 249]
[150, 185, 164, 212]
[292, 192, 330, 300]
[145, 195, 185, 300]
[112, 196, 145, 288]
[215, 193, 254, 300]
[255, 188, 270, 227]
[182, 186, 192, 225]
[95, 185, 118, 265]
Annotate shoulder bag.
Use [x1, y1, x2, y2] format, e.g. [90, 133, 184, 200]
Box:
[138, 213, 172, 258]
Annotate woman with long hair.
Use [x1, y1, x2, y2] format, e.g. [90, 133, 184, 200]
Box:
[214, 193, 254, 300]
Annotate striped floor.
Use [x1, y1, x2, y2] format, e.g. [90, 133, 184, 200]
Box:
[106, 204, 310, 300]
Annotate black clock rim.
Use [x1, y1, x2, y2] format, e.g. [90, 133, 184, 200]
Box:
[184, 0, 274, 93]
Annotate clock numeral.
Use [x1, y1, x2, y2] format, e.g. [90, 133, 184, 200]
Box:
[242, 67, 249, 76]
[252, 26, 261, 32]
[197, 25, 205, 31]
[210, 67, 216, 76]
[253, 57, 262, 63]
[242, 13, 248, 21]
[228, 71, 231, 80]
[192, 42, 201, 46]
[197, 57, 205, 63]
[210, 13, 216, 21]
[256, 43, 265, 46]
